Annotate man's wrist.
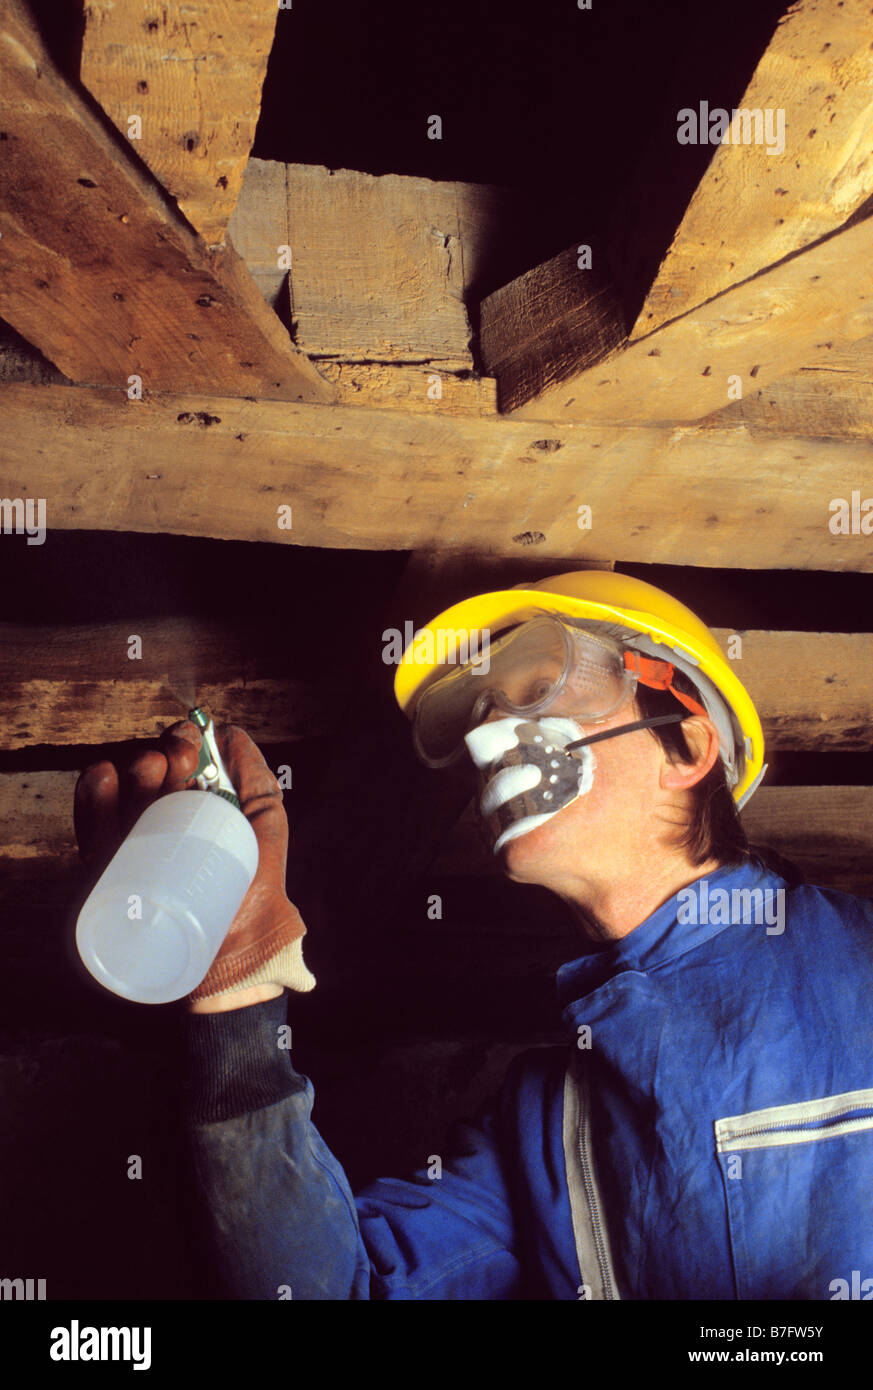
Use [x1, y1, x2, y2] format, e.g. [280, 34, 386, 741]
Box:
[187, 982, 284, 1014]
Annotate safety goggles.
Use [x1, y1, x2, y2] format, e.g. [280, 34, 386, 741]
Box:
[412, 614, 706, 768]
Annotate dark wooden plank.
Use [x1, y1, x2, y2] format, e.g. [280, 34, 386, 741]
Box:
[0, 617, 337, 749]
[432, 787, 873, 897]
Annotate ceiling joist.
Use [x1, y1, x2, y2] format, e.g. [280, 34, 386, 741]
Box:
[0, 617, 337, 750]
[5, 776, 873, 897]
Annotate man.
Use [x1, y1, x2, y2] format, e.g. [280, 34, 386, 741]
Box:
[75, 571, 873, 1299]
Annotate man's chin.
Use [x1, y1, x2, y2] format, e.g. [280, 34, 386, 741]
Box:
[493, 817, 560, 881]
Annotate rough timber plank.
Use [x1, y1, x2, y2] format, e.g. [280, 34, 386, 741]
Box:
[481, 210, 873, 421]
[230, 159, 567, 361]
[2, 381, 873, 570]
[740, 786, 873, 896]
[479, 246, 626, 416]
[80, 0, 279, 248]
[632, 0, 873, 341]
[3, 776, 872, 898]
[227, 159, 510, 408]
[0, 771, 80, 871]
[0, 618, 338, 750]
[0, 0, 333, 402]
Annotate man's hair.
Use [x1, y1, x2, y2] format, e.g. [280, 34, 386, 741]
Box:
[634, 668, 755, 869]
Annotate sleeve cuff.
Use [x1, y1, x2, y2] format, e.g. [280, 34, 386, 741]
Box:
[179, 991, 307, 1124]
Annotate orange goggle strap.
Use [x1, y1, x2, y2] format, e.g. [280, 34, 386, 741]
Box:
[622, 650, 708, 719]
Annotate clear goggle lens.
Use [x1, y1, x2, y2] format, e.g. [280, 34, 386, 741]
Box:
[412, 616, 638, 767]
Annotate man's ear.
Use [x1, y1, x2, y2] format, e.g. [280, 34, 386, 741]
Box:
[658, 716, 720, 792]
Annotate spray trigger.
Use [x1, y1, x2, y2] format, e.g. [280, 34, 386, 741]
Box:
[188, 707, 241, 810]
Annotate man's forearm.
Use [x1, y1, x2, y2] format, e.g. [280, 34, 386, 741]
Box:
[182, 993, 371, 1299]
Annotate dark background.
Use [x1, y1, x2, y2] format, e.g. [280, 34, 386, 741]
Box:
[3, 0, 871, 1299]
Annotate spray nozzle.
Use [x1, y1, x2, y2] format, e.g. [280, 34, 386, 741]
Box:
[188, 707, 241, 810]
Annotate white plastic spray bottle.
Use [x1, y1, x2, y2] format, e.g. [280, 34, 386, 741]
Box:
[75, 709, 259, 1004]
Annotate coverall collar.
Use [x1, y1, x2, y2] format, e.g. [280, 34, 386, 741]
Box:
[557, 860, 788, 1008]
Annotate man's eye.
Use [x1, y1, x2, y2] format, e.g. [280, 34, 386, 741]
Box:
[525, 678, 553, 704]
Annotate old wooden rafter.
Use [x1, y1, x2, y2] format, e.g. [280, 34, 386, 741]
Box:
[0, 0, 333, 402]
[629, 0, 873, 339]
[80, 0, 281, 248]
[480, 0, 873, 421]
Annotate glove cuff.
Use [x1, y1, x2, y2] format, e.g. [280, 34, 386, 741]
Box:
[189, 937, 316, 1001]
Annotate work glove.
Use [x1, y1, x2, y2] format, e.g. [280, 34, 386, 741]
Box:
[74, 719, 315, 1002]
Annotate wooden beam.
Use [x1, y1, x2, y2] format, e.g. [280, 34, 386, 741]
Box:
[431, 788, 873, 898]
[630, 0, 873, 341]
[4, 775, 873, 898]
[80, 0, 279, 249]
[227, 159, 516, 410]
[740, 785, 873, 898]
[481, 208, 873, 421]
[211, 158, 873, 422]
[0, 0, 333, 402]
[313, 362, 497, 416]
[225, 157, 289, 310]
[3, 618, 866, 753]
[0, 771, 80, 872]
[3, 380, 873, 569]
[0, 618, 338, 750]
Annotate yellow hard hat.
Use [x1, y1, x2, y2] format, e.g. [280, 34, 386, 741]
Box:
[394, 570, 766, 808]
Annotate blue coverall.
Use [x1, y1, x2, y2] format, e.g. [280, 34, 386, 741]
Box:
[183, 861, 873, 1299]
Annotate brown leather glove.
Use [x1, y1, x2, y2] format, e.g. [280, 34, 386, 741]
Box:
[74, 719, 315, 1002]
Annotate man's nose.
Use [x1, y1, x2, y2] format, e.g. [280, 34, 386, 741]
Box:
[482, 704, 510, 724]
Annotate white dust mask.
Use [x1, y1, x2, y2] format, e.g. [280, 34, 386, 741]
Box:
[463, 716, 596, 855]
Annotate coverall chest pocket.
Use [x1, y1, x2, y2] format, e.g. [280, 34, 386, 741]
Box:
[714, 1088, 873, 1300]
